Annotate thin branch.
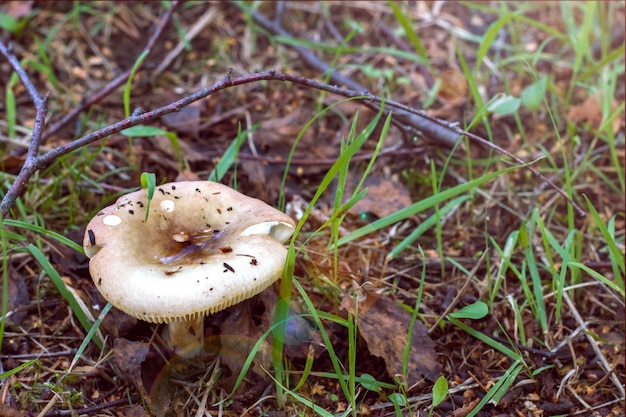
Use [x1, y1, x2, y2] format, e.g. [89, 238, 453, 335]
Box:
[0, 69, 585, 217]
[41, 0, 179, 142]
[0, 42, 49, 162]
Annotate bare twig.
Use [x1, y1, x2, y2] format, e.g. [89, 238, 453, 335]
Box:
[429, 249, 489, 333]
[152, 5, 218, 78]
[0, 68, 585, 218]
[42, 395, 142, 417]
[563, 291, 625, 398]
[40, 0, 179, 142]
[0, 42, 49, 161]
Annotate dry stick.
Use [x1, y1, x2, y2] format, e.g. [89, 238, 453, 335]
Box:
[42, 395, 143, 417]
[429, 249, 489, 333]
[232, 1, 462, 148]
[563, 291, 625, 398]
[0, 43, 48, 162]
[231, 2, 584, 217]
[152, 5, 218, 79]
[40, 0, 179, 142]
[0, 69, 585, 217]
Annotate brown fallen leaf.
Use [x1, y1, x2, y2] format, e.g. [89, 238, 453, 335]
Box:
[350, 175, 413, 219]
[0, 404, 28, 417]
[450, 398, 480, 417]
[342, 291, 441, 386]
[219, 297, 273, 390]
[566, 90, 621, 133]
[116, 405, 150, 417]
[0, 1, 33, 20]
[161, 100, 203, 139]
[1, 263, 29, 326]
[437, 69, 467, 103]
[112, 338, 150, 395]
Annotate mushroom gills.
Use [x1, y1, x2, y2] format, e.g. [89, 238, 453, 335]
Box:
[241, 221, 295, 242]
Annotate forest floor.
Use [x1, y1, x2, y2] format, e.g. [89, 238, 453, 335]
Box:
[0, 2, 624, 417]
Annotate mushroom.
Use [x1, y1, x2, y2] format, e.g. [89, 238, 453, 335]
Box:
[83, 181, 296, 357]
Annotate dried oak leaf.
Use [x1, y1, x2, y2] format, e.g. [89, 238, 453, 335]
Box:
[342, 292, 441, 385]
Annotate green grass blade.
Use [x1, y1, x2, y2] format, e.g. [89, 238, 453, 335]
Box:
[5, 72, 18, 138]
[466, 359, 523, 417]
[3, 219, 84, 255]
[388, 195, 470, 260]
[0, 218, 9, 350]
[27, 244, 103, 349]
[0, 358, 38, 378]
[274, 106, 388, 405]
[448, 317, 519, 360]
[524, 215, 548, 333]
[583, 195, 625, 280]
[567, 262, 624, 298]
[278, 97, 369, 210]
[388, 2, 430, 66]
[474, 13, 513, 76]
[208, 123, 249, 183]
[338, 162, 533, 246]
[489, 231, 519, 307]
[70, 302, 112, 370]
[123, 50, 149, 118]
[293, 280, 351, 402]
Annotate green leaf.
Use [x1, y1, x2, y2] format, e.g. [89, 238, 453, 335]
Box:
[432, 376, 448, 407]
[0, 13, 28, 33]
[388, 392, 407, 407]
[449, 301, 488, 319]
[521, 75, 548, 110]
[121, 125, 168, 137]
[359, 373, 383, 393]
[487, 94, 521, 115]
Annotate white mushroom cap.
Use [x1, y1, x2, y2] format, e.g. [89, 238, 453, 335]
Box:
[83, 181, 296, 324]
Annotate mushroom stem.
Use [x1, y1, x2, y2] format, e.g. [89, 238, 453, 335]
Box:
[164, 317, 205, 358]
